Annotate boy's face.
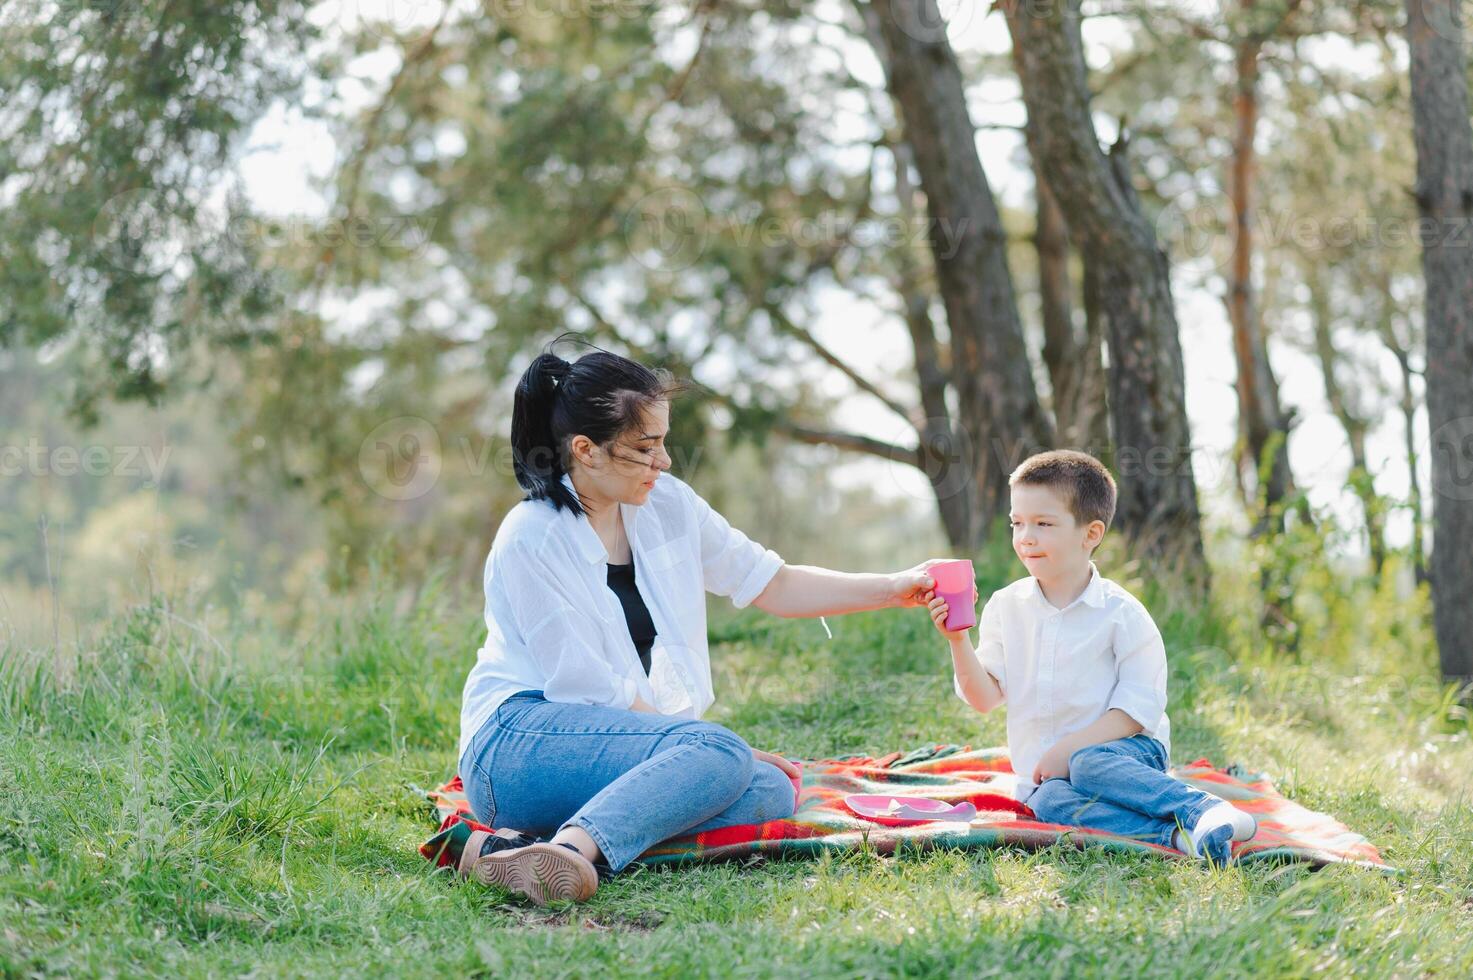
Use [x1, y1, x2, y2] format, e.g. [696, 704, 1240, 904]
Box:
[1008, 483, 1104, 583]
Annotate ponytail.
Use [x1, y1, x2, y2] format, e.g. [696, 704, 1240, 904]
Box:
[511, 352, 580, 514]
[508, 337, 685, 517]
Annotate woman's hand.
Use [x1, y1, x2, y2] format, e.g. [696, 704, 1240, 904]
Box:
[891, 559, 951, 608]
[752, 748, 801, 779]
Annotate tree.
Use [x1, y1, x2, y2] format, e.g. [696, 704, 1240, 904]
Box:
[1304, 263, 1387, 570]
[1030, 138, 1110, 452]
[1403, 0, 1473, 686]
[0, 1, 316, 418]
[862, 0, 1054, 546]
[1259, 57, 1399, 572]
[235, 0, 1062, 557]
[885, 136, 978, 549]
[2, 0, 1242, 574]
[1224, 0, 1303, 532]
[1376, 287, 1428, 584]
[1003, 0, 1207, 577]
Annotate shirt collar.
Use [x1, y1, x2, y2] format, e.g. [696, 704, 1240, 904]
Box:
[1080, 562, 1106, 607]
[1030, 561, 1105, 612]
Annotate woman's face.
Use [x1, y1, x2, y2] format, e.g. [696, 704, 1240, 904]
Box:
[570, 399, 673, 506]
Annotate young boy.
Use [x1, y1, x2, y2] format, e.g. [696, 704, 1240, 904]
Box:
[925, 450, 1256, 864]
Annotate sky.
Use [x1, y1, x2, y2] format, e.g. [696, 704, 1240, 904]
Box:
[235, 0, 1428, 560]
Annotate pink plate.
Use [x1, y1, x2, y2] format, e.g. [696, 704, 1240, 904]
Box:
[843, 794, 978, 826]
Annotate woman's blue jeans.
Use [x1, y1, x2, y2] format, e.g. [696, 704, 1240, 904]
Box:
[460, 690, 797, 872]
[1025, 733, 1219, 849]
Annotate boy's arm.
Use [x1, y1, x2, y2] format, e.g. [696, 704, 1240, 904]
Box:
[929, 592, 1004, 714]
[1032, 709, 1142, 782]
[950, 633, 1004, 713]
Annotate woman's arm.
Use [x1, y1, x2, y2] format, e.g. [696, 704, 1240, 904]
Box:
[749, 561, 941, 618]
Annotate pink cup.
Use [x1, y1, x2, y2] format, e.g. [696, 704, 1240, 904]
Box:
[931, 559, 976, 631]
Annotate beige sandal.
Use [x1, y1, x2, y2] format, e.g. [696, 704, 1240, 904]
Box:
[460, 831, 599, 906]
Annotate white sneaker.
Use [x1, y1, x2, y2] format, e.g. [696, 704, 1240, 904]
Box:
[1192, 801, 1257, 844]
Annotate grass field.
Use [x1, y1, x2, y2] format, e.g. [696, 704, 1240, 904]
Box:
[2, 557, 1471, 978]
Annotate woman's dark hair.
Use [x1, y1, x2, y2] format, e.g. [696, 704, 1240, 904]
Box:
[511, 337, 683, 515]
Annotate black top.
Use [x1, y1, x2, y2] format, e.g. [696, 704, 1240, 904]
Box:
[606, 559, 657, 675]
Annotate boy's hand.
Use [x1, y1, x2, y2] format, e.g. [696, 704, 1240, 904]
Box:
[925, 587, 977, 638]
[1032, 742, 1074, 784]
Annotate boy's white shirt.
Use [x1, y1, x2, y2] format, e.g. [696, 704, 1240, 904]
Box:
[959, 561, 1172, 803]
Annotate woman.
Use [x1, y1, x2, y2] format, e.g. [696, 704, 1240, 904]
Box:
[458, 343, 942, 904]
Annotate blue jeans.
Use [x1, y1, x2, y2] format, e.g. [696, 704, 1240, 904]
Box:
[460, 690, 797, 872]
[1025, 734, 1219, 849]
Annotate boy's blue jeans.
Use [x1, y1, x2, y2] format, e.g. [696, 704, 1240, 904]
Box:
[460, 690, 797, 872]
[1025, 733, 1220, 849]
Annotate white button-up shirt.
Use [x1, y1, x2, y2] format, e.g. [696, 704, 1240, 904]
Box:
[960, 563, 1172, 803]
[459, 472, 784, 765]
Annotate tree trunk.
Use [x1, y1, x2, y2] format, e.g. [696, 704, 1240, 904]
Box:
[891, 138, 978, 549]
[1399, 357, 1429, 587]
[1036, 169, 1080, 430]
[867, 0, 1055, 541]
[1228, 20, 1295, 533]
[1404, 0, 1473, 686]
[1034, 160, 1110, 452]
[1307, 267, 1385, 572]
[1080, 254, 1112, 451]
[1004, 0, 1206, 578]
[1374, 284, 1427, 584]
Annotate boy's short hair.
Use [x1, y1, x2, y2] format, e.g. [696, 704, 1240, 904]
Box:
[1008, 450, 1117, 531]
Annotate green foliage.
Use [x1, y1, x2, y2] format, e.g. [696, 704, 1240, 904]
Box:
[0, 1, 318, 414]
[1222, 496, 1436, 670]
[2, 1, 957, 583]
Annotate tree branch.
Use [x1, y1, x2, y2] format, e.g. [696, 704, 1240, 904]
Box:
[706, 389, 922, 468]
[773, 420, 924, 468]
[760, 300, 914, 423]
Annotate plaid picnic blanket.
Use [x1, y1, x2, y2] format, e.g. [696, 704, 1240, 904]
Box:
[418, 744, 1390, 872]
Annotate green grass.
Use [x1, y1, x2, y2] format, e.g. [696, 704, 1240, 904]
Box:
[2, 565, 1471, 978]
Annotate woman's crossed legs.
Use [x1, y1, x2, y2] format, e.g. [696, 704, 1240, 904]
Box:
[461, 691, 797, 874]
